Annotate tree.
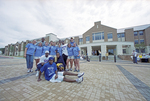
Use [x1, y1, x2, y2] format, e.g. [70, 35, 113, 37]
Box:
[135, 43, 145, 53]
[0, 48, 5, 54]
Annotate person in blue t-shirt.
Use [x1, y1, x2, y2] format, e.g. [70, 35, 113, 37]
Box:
[73, 43, 80, 72]
[36, 37, 46, 46]
[49, 42, 57, 58]
[34, 42, 43, 71]
[37, 57, 84, 83]
[24, 40, 37, 73]
[42, 42, 50, 55]
[66, 43, 74, 71]
[56, 43, 62, 56]
[70, 37, 75, 47]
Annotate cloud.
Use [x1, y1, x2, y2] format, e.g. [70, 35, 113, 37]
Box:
[0, 0, 150, 48]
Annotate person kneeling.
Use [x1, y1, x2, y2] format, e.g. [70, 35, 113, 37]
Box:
[37, 57, 84, 83]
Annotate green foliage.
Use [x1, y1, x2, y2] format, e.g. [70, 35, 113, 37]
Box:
[135, 43, 145, 53]
[0, 48, 5, 54]
[135, 43, 145, 49]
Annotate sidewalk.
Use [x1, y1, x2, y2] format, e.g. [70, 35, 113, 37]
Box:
[0, 58, 150, 101]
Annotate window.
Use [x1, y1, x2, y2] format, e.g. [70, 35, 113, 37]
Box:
[107, 33, 113, 39]
[136, 49, 139, 53]
[92, 32, 104, 40]
[121, 33, 125, 37]
[134, 40, 138, 44]
[79, 38, 83, 42]
[139, 31, 143, 35]
[141, 49, 145, 53]
[134, 31, 138, 36]
[123, 49, 126, 54]
[86, 36, 90, 41]
[140, 39, 144, 44]
[117, 34, 121, 38]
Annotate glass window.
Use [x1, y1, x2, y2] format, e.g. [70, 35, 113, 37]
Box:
[139, 31, 143, 35]
[86, 36, 90, 41]
[140, 39, 144, 44]
[123, 49, 126, 54]
[79, 38, 83, 42]
[141, 49, 145, 53]
[134, 40, 138, 44]
[136, 49, 139, 53]
[117, 34, 121, 38]
[92, 32, 104, 40]
[121, 33, 125, 37]
[134, 31, 138, 36]
[107, 33, 113, 39]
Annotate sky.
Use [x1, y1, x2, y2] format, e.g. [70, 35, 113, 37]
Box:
[0, 0, 150, 48]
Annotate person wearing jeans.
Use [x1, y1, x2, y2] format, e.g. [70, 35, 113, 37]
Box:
[24, 40, 36, 73]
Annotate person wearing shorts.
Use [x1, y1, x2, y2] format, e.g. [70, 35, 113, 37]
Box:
[66, 43, 74, 71]
[36, 51, 51, 76]
[34, 42, 43, 71]
[37, 57, 84, 83]
[49, 42, 57, 58]
[73, 43, 80, 72]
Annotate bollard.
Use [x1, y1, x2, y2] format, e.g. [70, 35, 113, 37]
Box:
[114, 55, 116, 62]
[99, 55, 101, 62]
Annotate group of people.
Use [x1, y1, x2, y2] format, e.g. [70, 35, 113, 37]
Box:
[24, 37, 84, 83]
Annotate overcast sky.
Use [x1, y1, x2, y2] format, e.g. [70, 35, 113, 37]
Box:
[0, 0, 150, 48]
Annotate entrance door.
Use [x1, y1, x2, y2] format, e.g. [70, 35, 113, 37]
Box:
[108, 49, 114, 55]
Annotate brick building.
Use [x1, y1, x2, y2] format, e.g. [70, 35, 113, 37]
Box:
[4, 21, 150, 57]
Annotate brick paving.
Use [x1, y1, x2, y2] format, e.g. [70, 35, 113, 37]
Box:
[0, 57, 150, 101]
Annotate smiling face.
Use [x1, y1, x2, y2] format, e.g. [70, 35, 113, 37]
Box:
[39, 43, 42, 47]
[32, 40, 36, 44]
[56, 52, 60, 58]
[73, 43, 76, 47]
[45, 42, 48, 46]
[68, 43, 71, 47]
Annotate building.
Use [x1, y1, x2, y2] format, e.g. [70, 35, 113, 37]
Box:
[4, 21, 150, 57]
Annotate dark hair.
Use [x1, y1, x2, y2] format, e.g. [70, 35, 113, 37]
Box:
[56, 52, 60, 54]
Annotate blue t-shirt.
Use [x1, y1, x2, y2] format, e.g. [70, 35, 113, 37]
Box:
[57, 47, 62, 56]
[49, 46, 57, 55]
[34, 46, 43, 57]
[26, 43, 36, 55]
[67, 47, 73, 56]
[42, 46, 50, 55]
[73, 46, 80, 56]
[40, 62, 57, 81]
[70, 41, 75, 47]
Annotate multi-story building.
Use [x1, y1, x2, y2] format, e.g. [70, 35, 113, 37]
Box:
[4, 21, 150, 57]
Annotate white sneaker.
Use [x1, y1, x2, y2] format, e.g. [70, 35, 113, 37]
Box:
[65, 69, 69, 71]
[36, 71, 39, 77]
[78, 72, 84, 78]
[30, 69, 33, 72]
[70, 68, 72, 71]
[76, 77, 83, 83]
[27, 70, 30, 73]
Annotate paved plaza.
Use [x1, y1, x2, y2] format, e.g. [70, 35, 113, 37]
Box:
[0, 56, 150, 101]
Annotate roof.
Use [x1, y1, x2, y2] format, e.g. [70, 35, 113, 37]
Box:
[117, 24, 150, 33]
